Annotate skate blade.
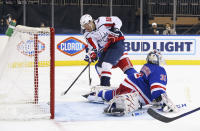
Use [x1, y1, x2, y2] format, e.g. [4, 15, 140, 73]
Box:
[104, 108, 125, 116]
[104, 111, 125, 116]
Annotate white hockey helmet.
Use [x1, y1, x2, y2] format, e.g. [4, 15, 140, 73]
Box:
[146, 49, 165, 65]
[80, 14, 93, 29]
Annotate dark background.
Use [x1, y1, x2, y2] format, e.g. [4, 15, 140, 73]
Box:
[0, 0, 200, 34]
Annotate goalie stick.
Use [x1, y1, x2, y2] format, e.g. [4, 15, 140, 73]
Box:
[147, 107, 200, 123]
[132, 103, 187, 117]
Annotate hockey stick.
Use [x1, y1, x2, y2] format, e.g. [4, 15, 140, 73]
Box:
[147, 107, 200, 123]
[61, 62, 91, 96]
[132, 103, 187, 117]
[88, 62, 92, 85]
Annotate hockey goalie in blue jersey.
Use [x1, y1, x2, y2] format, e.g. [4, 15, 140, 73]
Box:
[84, 50, 178, 116]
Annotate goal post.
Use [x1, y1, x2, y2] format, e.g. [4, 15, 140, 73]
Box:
[0, 25, 55, 120]
[50, 27, 55, 119]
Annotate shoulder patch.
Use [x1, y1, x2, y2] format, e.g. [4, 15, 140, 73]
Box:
[141, 65, 151, 77]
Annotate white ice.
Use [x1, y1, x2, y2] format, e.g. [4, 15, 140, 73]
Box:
[0, 65, 200, 131]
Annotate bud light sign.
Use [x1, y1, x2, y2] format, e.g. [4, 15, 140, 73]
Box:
[125, 37, 196, 55]
[57, 37, 87, 56]
[17, 39, 45, 56]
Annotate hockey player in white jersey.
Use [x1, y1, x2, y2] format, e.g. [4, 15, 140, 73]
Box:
[80, 14, 133, 86]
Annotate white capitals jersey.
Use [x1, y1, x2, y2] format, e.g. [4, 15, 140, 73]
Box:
[84, 16, 123, 53]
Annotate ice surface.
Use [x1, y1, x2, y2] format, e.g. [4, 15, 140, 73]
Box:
[0, 65, 200, 131]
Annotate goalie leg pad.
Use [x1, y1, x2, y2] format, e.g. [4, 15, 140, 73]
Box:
[90, 85, 114, 93]
[104, 92, 141, 116]
[82, 92, 104, 103]
[83, 86, 116, 103]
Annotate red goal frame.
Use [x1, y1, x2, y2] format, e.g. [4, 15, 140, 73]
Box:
[33, 27, 55, 119]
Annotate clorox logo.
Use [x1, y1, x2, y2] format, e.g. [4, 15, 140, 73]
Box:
[17, 38, 45, 56]
[57, 37, 87, 56]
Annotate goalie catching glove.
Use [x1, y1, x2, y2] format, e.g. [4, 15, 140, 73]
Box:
[154, 93, 179, 112]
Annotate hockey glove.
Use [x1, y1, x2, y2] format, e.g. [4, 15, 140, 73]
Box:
[107, 32, 120, 43]
[84, 54, 90, 62]
[155, 93, 178, 112]
[90, 49, 98, 62]
[84, 49, 98, 62]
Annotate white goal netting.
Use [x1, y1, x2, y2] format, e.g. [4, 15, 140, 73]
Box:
[0, 25, 55, 120]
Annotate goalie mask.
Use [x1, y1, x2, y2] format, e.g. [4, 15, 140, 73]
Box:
[80, 14, 93, 29]
[146, 50, 165, 65]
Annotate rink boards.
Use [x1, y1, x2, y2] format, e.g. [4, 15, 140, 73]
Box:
[1, 34, 200, 65]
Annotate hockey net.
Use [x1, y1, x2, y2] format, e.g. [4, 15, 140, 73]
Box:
[0, 25, 55, 120]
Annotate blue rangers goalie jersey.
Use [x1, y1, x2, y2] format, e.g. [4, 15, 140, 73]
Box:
[120, 63, 167, 105]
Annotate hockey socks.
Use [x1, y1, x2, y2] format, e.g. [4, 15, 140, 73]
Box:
[100, 76, 110, 86]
